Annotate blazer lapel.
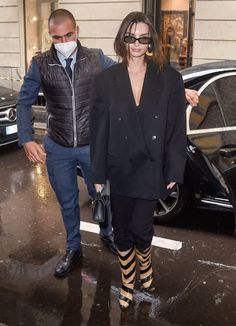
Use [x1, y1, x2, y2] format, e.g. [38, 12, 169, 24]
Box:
[140, 60, 165, 114]
[114, 63, 147, 153]
[113, 62, 165, 152]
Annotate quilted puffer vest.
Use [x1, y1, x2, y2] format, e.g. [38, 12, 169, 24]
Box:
[35, 41, 102, 147]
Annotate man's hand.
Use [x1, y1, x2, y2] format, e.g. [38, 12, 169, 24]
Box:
[167, 182, 176, 190]
[185, 88, 199, 107]
[23, 141, 46, 164]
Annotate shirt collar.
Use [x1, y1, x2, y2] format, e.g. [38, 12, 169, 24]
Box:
[56, 49, 77, 67]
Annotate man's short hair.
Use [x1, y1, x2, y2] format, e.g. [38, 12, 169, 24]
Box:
[48, 9, 76, 29]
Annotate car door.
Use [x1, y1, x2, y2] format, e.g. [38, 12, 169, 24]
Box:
[187, 72, 236, 211]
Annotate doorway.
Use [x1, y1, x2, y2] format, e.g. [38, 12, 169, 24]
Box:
[23, 0, 58, 68]
[144, 0, 195, 69]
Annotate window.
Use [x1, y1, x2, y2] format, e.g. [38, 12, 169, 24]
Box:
[187, 73, 236, 155]
[24, 0, 58, 67]
[213, 75, 236, 127]
[189, 84, 225, 131]
[189, 73, 236, 132]
[160, 0, 195, 69]
[144, 0, 195, 69]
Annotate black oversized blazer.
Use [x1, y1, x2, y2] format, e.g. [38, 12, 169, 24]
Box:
[90, 60, 186, 200]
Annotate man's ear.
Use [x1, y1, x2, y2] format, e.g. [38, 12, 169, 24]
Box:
[76, 26, 79, 38]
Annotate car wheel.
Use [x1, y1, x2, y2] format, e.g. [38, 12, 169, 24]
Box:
[153, 184, 188, 223]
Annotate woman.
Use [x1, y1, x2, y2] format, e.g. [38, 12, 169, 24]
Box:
[90, 12, 186, 309]
[163, 25, 180, 70]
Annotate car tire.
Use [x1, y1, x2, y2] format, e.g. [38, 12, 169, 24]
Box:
[153, 184, 188, 223]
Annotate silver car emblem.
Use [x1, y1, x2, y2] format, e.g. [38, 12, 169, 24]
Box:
[7, 108, 17, 122]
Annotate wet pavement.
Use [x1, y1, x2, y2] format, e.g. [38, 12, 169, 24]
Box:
[1, 144, 236, 326]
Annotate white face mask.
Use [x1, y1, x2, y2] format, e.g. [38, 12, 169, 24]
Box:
[54, 41, 77, 58]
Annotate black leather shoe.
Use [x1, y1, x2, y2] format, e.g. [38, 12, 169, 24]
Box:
[54, 250, 82, 278]
[100, 233, 118, 255]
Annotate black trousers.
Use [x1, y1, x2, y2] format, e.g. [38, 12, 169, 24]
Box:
[111, 193, 156, 251]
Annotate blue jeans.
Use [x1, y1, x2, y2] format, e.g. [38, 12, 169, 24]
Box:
[43, 136, 112, 251]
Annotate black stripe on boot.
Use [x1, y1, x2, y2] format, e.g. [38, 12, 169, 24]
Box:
[136, 246, 153, 290]
[118, 247, 136, 309]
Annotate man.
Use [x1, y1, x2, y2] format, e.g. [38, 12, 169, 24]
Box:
[17, 9, 116, 278]
[17, 8, 198, 278]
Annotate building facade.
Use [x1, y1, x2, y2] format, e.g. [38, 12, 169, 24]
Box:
[0, 0, 236, 90]
[194, 0, 236, 65]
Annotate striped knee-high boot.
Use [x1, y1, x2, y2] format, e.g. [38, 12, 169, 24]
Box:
[117, 247, 136, 309]
[136, 246, 153, 290]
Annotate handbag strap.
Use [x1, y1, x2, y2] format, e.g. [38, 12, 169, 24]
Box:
[92, 192, 105, 204]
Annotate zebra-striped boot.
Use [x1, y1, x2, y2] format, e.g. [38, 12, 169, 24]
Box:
[118, 247, 136, 309]
[136, 246, 153, 290]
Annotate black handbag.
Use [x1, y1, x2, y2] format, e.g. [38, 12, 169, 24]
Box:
[92, 192, 111, 223]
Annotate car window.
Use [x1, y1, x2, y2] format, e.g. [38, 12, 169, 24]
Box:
[189, 83, 225, 131]
[187, 72, 236, 156]
[212, 75, 236, 127]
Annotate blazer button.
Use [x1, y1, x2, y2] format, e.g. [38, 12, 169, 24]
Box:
[124, 136, 128, 140]
[154, 115, 158, 119]
[118, 117, 122, 121]
[152, 135, 157, 140]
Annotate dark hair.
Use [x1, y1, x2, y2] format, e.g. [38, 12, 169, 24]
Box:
[114, 11, 164, 66]
[48, 9, 76, 29]
[167, 26, 175, 35]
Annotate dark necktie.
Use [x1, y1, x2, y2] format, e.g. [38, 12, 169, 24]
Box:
[65, 58, 73, 80]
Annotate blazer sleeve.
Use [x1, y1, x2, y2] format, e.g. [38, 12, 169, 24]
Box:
[164, 71, 187, 183]
[90, 74, 109, 184]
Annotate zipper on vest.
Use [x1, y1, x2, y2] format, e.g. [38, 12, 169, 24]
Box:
[50, 63, 77, 147]
[49, 63, 77, 146]
[68, 66, 77, 147]
[64, 65, 77, 147]
[71, 82, 77, 147]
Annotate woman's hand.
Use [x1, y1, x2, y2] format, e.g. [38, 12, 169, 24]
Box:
[185, 89, 199, 107]
[167, 182, 176, 190]
[94, 184, 104, 193]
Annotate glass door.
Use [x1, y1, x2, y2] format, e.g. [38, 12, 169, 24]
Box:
[144, 0, 195, 69]
[24, 0, 58, 68]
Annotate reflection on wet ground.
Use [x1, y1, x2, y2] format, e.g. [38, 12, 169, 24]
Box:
[1, 144, 236, 325]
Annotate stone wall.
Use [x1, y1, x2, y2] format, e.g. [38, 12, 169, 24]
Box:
[0, 0, 142, 89]
[193, 0, 236, 65]
[59, 0, 143, 59]
[0, 0, 25, 90]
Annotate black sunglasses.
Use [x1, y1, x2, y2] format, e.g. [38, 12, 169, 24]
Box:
[124, 35, 152, 45]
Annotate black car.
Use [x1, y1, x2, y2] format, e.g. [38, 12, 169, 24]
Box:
[0, 85, 18, 146]
[154, 60, 236, 231]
